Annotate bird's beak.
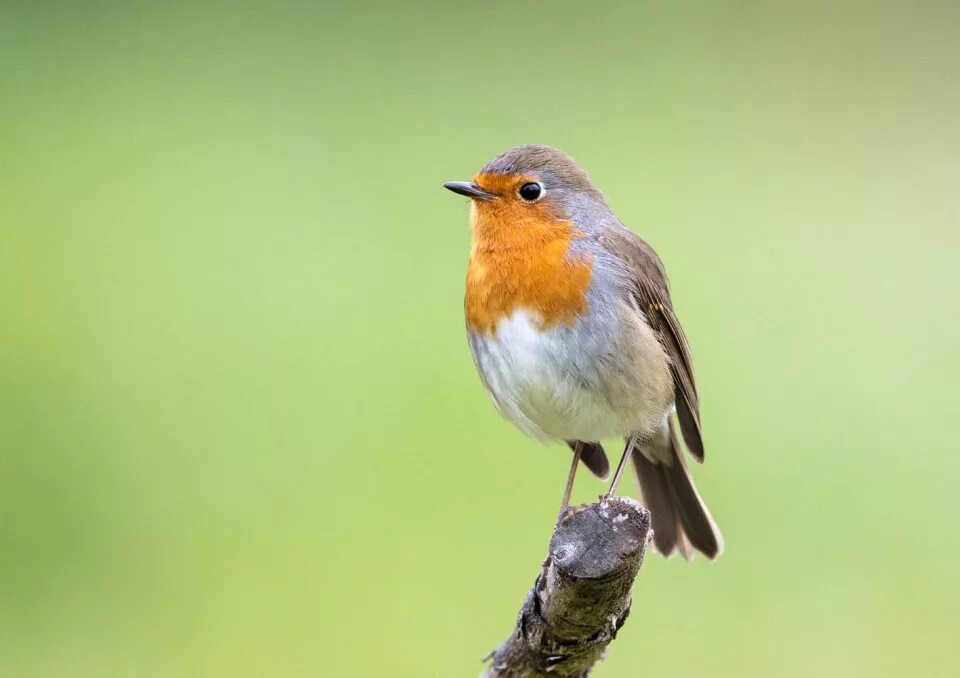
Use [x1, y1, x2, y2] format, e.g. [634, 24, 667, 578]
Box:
[443, 181, 496, 201]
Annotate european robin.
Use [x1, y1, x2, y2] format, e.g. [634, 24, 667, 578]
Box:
[444, 145, 722, 559]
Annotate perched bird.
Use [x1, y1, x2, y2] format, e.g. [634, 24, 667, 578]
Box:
[443, 145, 722, 559]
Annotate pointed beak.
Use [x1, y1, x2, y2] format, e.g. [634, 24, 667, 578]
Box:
[443, 181, 495, 201]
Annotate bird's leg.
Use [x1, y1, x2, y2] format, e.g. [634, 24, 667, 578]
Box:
[605, 434, 639, 497]
[559, 442, 583, 516]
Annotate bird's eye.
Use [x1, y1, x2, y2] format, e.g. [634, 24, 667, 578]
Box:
[518, 182, 543, 202]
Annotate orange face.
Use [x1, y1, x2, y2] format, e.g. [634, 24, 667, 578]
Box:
[464, 172, 593, 335]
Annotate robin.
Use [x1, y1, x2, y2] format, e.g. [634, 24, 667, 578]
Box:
[443, 145, 722, 560]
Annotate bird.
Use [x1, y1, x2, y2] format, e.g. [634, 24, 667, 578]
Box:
[443, 145, 723, 560]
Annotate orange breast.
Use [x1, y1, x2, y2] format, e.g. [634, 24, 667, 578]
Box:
[465, 189, 593, 335]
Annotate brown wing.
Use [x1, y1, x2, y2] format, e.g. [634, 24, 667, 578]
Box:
[599, 226, 705, 462]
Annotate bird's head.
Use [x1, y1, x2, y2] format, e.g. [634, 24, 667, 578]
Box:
[444, 145, 608, 249]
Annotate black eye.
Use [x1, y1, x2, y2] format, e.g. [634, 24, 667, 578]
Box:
[518, 182, 543, 202]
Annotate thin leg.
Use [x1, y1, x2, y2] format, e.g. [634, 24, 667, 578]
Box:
[560, 442, 583, 513]
[605, 434, 639, 498]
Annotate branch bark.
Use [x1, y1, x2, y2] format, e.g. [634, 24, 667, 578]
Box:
[483, 496, 651, 678]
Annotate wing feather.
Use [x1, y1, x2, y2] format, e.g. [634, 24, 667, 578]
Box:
[599, 227, 705, 462]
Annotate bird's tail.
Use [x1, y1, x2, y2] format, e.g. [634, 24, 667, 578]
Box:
[631, 420, 723, 560]
[567, 441, 610, 480]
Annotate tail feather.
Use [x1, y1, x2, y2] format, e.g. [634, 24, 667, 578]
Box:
[567, 441, 610, 480]
[631, 452, 679, 554]
[631, 421, 723, 560]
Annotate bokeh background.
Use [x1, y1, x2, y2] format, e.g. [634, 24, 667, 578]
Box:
[3, 1, 959, 676]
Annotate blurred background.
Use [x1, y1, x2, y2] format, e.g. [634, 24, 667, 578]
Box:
[2, 1, 959, 676]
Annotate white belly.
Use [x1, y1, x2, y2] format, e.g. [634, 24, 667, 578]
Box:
[468, 308, 670, 442]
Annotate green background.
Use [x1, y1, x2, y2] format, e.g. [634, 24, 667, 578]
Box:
[3, 2, 958, 676]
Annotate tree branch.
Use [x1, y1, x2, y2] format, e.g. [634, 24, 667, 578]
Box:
[483, 496, 651, 678]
